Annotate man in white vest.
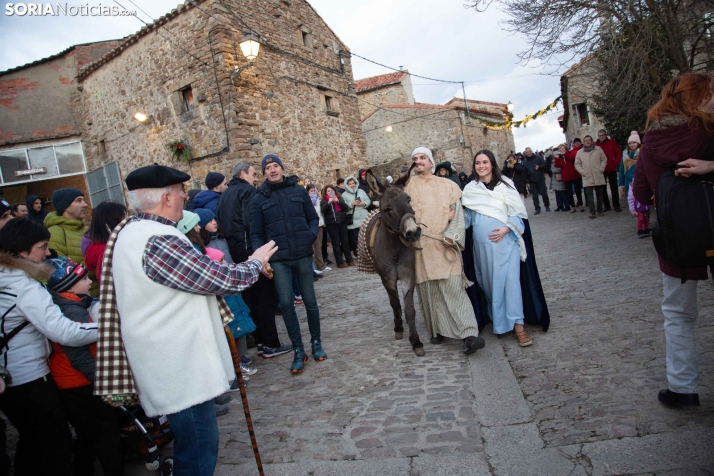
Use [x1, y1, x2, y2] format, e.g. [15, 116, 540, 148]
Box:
[108, 164, 276, 475]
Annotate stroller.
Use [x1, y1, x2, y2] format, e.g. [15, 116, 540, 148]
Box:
[115, 404, 174, 475]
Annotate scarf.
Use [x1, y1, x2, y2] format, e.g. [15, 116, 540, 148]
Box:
[583, 144, 596, 152]
[309, 193, 318, 206]
[94, 215, 235, 407]
[461, 178, 528, 261]
[623, 149, 639, 175]
[326, 195, 342, 213]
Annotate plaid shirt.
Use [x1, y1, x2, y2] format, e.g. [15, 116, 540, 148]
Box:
[95, 213, 262, 406]
[140, 214, 262, 294]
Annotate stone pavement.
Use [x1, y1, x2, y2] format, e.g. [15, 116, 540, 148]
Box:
[5, 187, 713, 476]
[206, 191, 714, 475]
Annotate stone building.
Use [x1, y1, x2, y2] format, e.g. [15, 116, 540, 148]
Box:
[75, 0, 367, 201]
[559, 55, 606, 144]
[0, 40, 120, 210]
[355, 71, 515, 177]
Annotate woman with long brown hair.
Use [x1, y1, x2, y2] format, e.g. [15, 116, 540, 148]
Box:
[633, 72, 714, 407]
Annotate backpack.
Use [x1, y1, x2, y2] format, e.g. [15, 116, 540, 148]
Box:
[651, 139, 714, 279]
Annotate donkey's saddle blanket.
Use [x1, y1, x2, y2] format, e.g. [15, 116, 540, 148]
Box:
[357, 209, 381, 274]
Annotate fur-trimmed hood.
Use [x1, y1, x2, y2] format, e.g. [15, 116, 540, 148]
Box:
[0, 252, 54, 282]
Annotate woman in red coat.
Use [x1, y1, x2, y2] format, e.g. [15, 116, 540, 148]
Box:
[558, 142, 584, 212]
[83, 201, 127, 288]
[633, 72, 714, 408]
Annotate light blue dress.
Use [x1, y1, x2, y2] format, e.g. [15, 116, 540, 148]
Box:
[464, 209, 525, 334]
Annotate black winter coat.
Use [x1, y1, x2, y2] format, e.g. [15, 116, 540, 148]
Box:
[522, 154, 549, 184]
[320, 197, 348, 226]
[250, 176, 319, 263]
[501, 162, 527, 195]
[216, 177, 256, 262]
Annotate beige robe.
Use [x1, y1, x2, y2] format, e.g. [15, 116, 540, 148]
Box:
[405, 174, 463, 285]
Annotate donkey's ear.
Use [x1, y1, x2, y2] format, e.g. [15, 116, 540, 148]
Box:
[364, 169, 386, 196]
[393, 162, 416, 189]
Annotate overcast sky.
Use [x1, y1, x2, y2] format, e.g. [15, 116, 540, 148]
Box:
[0, 0, 571, 151]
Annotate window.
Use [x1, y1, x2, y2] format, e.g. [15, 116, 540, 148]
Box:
[321, 93, 340, 117]
[0, 141, 86, 185]
[334, 169, 343, 182]
[574, 103, 589, 126]
[182, 86, 195, 113]
[86, 161, 126, 207]
[301, 31, 309, 47]
[98, 140, 106, 155]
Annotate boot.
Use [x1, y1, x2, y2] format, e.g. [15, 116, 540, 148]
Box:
[311, 339, 328, 361]
[291, 347, 308, 374]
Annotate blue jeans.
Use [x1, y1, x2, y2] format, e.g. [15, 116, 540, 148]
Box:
[272, 256, 321, 350]
[165, 399, 219, 476]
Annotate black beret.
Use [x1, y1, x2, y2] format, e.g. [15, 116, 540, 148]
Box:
[125, 164, 191, 191]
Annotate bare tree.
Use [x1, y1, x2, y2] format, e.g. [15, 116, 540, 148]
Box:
[466, 0, 714, 141]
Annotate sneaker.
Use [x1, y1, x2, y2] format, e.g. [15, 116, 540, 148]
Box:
[241, 363, 258, 376]
[241, 354, 252, 365]
[214, 393, 232, 405]
[256, 344, 264, 355]
[294, 296, 303, 305]
[545, 207, 551, 212]
[291, 348, 308, 374]
[262, 344, 292, 358]
[657, 389, 700, 407]
[226, 378, 240, 392]
[637, 230, 644, 238]
[323, 266, 332, 271]
[215, 403, 230, 417]
[642, 229, 651, 238]
[313, 269, 323, 275]
[515, 329, 533, 347]
[313, 273, 322, 282]
[311, 339, 328, 361]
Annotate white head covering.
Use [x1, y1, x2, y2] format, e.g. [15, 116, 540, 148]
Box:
[627, 131, 641, 144]
[411, 147, 435, 173]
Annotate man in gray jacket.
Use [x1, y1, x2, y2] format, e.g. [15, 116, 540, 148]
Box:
[574, 135, 608, 218]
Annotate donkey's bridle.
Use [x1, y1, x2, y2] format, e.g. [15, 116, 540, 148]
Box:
[380, 212, 422, 250]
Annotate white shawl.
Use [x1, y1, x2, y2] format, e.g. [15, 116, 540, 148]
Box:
[461, 177, 528, 261]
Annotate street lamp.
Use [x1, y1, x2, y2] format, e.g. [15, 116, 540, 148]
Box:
[134, 112, 149, 123]
[231, 33, 261, 83]
[386, 126, 393, 132]
[506, 101, 514, 113]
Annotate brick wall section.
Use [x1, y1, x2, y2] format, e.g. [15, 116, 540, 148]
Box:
[75, 0, 367, 189]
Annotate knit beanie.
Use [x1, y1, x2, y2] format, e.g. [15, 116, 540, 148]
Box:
[627, 131, 641, 144]
[205, 172, 225, 190]
[205, 247, 224, 262]
[194, 208, 216, 230]
[52, 188, 84, 216]
[0, 200, 10, 217]
[177, 210, 200, 234]
[411, 147, 435, 173]
[48, 257, 88, 293]
[261, 154, 284, 174]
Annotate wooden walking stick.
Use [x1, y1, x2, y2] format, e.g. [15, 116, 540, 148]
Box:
[224, 326, 265, 476]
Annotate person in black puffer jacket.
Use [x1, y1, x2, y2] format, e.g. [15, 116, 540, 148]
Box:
[320, 185, 352, 268]
[250, 154, 326, 374]
[501, 153, 527, 197]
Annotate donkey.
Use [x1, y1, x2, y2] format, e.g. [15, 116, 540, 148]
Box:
[363, 165, 425, 356]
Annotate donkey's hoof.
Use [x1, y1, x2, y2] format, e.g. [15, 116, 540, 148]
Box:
[414, 346, 425, 357]
[395, 331, 404, 340]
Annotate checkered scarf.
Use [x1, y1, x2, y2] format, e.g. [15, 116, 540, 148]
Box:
[94, 216, 234, 407]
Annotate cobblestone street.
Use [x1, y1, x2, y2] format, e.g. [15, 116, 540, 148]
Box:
[197, 189, 714, 476]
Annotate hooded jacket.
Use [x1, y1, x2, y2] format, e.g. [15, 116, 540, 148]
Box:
[216, 177, 256, 262]
[341, 176, 372, 229]
[44, 212, 87, 265]
[595, 137, 623, 173]
[193, 190, 221, 213]
[434, 161, 462, 188]
[27, 194, 47, 225]
[250, 175, 319, 263]
[0, 253, 97, 387]
[633, 115, 713, 280]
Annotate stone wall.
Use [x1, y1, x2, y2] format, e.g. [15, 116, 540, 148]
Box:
[363, 105, 515, 176]
[75, 0, 367, 194]
[356, 75, 414, 119]
[561, 57, 606, 143]
[0, 41, 119, 146]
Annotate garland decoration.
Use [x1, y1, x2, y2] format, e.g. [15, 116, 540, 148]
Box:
[470, 96, 562, 131]
[166, 139, 192, 163]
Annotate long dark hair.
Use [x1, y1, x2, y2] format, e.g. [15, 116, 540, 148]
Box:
[89, 201, 127, 244]
[472, 150, 512, 190]
[185, 228, 206, 254]
[199, 221, 225, 247]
